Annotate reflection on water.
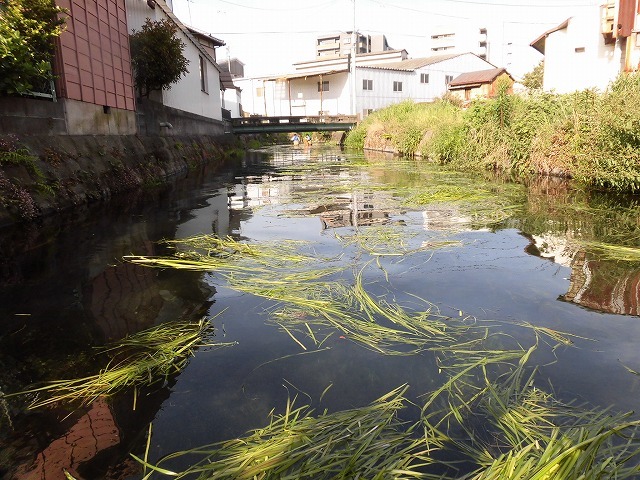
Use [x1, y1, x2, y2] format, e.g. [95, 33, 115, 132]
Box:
[1, 146, 640, 478]
[521, 177, 640, 316]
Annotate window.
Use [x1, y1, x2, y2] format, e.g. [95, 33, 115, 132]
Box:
[363, 79, 373, 90]
[256, 87, 264, 97]
[199, 55, 208, 93]
[393, 81, 402, 92]
[317, 80, 329, 92]
[420, 73, 429, 84]
[479, 27, 487, 34]
[575, 47, 585, 53]
[445, 75, 453, 85]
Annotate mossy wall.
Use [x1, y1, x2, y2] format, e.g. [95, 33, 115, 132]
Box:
[0, 134, 238, 228]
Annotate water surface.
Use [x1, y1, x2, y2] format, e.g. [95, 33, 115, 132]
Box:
[1, 145, 640, 478]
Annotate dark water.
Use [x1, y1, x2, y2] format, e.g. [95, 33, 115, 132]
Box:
[1, 145, 640, 479]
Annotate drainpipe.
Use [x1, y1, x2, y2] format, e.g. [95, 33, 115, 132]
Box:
[288, 79, 292, 116]
[319, 74, 324, 115]
[262, 79, 267, 115]
[351, 0, 357, 117]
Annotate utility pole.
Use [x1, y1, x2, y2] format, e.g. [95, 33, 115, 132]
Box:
[351, 0, 357, 117]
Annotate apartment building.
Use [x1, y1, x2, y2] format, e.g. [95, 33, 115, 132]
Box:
[316, 32, 393, 57]
[429, 25, 490, 62]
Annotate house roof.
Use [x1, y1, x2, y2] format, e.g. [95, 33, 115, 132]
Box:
[448, 67, 512, 88]
[359, 53, 493, 71]
[187, 27, 226, 47]
[219, 70, 238, 90]
[530, 18, 570, 54]
[293, 49, 408, 67]
[154, 0, 223, 74]
[263, 68, 350, 81]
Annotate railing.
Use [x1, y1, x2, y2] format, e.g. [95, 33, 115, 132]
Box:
[232, 115, 356, 127]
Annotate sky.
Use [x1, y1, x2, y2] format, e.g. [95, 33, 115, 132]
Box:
[170, 0, 600, 79]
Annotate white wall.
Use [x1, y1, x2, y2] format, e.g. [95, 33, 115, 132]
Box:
[543, 11, 621, 93]
[237, 53, 494, 117]
[289, 74, 351, 116]
[223, 89, 242, 117]
[357, 53, 494, 113]
[126, 0, 222, 120]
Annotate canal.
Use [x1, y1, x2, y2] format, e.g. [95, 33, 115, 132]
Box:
[2, 145, 640, 478]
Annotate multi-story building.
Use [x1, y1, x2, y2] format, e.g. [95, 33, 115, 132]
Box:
[429, 25, 490, 62]
[530, 0, 640, 93]
[315, 32, 393, 58]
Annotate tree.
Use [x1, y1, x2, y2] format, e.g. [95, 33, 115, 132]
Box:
[522, 60, 544, 90]
[0, 0, 66, 95]
[129, 19, 190, 98]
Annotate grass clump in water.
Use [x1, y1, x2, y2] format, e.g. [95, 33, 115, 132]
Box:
[418, 356, 640, 480]
[134, 385, 429, 479]
[3, 319, 234, 409]
[126, 235, 315, 273]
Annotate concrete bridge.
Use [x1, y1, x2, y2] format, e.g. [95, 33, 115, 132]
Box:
[230, 115, 357, 134]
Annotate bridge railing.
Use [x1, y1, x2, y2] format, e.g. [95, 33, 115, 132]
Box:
[231, 115, 357, 127]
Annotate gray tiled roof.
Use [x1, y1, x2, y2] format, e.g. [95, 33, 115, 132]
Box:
[448, 67, 510, 87]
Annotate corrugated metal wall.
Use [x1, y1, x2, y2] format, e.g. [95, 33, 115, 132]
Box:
[55, 0, 135, 111]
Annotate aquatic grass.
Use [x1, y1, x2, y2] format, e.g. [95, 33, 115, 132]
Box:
[4, 319, 234, 409]
[580, 240, 640, 262]
[335, 225, 462, 258]
[134, 385, 430, 479]
[126, 235, 317, 272]
[239, 269, 469, 356]
[416, 347, 640, 480]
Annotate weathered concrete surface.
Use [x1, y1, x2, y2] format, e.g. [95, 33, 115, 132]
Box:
[0, 133, 239, 229]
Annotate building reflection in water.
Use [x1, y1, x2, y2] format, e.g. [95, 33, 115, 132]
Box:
[526, 232, 640, 316]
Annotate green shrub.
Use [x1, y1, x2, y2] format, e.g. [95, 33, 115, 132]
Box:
[0, 0, 66, 95]
[348, 71, 640, 192]
[129, 19, 189, 97]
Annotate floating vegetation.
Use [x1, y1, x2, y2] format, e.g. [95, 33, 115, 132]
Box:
[580, 240, 640, 262]
[3, 319, 234, 409]
[134, 386, 428, 479]
[418, 356, 640, 480]
[136, 350, 640, 479]
[335, 225, 462, 258]
[126, 235, 316, 273]
[226, 267, 466, 356]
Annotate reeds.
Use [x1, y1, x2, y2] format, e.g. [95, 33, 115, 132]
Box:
[4, 319, 234, 409]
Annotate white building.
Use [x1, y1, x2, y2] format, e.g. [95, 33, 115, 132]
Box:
[429, 24, 491, 63]
[236, 52, 495, 118]
[126, 0, 223, 122]
[530, 1, 640, 93]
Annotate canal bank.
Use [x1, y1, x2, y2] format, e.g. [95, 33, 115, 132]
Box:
[0, 133, 245, 228]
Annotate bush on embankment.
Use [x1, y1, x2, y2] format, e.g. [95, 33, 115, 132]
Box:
[345, 71, 640, 192]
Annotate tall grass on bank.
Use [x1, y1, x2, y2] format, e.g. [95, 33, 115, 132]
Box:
[3, 319, 234, 409]
[347, 72, 640, 192]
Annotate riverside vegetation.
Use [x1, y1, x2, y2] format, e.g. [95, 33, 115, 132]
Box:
[345, 72, 640, 192]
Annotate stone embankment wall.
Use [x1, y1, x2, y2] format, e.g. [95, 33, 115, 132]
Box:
[0, 133, 238, 229]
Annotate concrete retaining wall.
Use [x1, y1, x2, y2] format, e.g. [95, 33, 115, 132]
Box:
[136, 98, 229, 136]
[0, 133, 239, 228]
